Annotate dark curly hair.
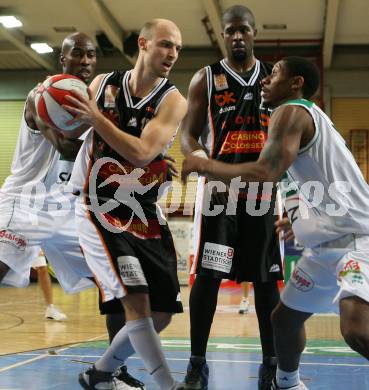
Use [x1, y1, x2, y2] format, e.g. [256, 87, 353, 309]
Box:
[282, 56, 320, 99]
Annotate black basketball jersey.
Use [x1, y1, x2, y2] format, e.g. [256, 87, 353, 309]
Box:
[88, 70, 177, 203]
[202, 59, 272, 163]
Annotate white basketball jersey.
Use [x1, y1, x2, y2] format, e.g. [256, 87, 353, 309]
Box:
[1, 107, 74, 198]
[279, 99, 369, 248]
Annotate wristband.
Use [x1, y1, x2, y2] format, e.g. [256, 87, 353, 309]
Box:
[191, 149, 208, 159]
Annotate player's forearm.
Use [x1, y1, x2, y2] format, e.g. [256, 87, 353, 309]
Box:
[202, 159, 277, 185]
[39, 123, 83, 160]
[92, 114, 153, 167]
[181, 129, 204, 155]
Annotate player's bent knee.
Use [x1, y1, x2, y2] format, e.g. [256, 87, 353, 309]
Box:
[272, 302, 310, 333]
[152, 311, 172, 333]
[340, 297, 369, 359]
[35, 266, 48, 275]
[0, 260, 10, 282]
[121, 293, 151, 320]
[341, 325, 369, 358]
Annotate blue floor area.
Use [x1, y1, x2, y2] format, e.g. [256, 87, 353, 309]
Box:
[0, 341, 368, 389]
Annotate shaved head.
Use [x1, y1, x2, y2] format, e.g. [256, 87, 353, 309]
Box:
[222, 5, 255, 29]
[136, 18, 182, 78]
[139, 19, 181, 40]
[60, 32, 96, 83]
[61, 32, 94, 54]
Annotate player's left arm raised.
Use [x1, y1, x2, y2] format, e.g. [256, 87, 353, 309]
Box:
[64, 89, 187, 167]
[182, 105, 312, 184]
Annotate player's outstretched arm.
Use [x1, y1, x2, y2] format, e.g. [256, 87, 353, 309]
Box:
[64, 88, 188, 167]
[180, 68, 209, 156]
[182, 105, 311, 184]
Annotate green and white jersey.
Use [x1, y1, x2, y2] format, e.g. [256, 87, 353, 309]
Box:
[278, 99, 369, 248]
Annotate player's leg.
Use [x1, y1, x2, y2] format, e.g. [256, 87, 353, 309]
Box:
[340, 296, 369, 360]
[32, 251, 67, 321]
[185, 207, 236, 390]
[239, 281, 250, 314]
[184, 275, 220, 390]
[44, 232, 145, 389]
[106, 312, 126, 343]
[236, 204, 283, 390]
[271, 302, 311, 389]
[253, 280, 280, 389]
[0, 260, 9, 282]
[77, 204, 182, 390]
[336, 244, 369, 360]
[99, 295, 146, 389]
[271, 250, 339, 390]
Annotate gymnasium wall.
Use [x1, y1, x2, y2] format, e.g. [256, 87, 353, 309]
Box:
[0, 101, 24, 185]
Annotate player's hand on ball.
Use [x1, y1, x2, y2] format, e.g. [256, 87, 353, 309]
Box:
[63, 87, 103, 128]
[35, 74, 89, 132]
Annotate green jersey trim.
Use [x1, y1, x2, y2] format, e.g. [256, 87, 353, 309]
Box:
[284, 99, 314, 108]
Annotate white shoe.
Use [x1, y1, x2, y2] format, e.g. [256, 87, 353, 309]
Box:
[239, 298, 249, 314]
[112, 365, 145, 389]
[271, 378, 308, 389]
[45, 305, 67, 321]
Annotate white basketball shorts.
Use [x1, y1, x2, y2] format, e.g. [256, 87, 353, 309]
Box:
[0, 193, 93, 293]
[281, 234, 369, 314]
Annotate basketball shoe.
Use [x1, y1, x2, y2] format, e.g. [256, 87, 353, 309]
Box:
[270, 378, 308, 389]
[45, 304, 67, 321]
[112, 365, 145, 389]
[258, 357, 277, 389]
[79, 365, 112, 389]
[183, 356, 209, 389]
[238, 297, 250, 314]
[79, 365, 146, 390]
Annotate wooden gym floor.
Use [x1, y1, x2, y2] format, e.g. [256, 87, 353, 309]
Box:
[0, 284, 368, 389]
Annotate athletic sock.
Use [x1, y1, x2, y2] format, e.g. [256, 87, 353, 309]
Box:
[276, 368, 300, 388]
[126, 317, 175, 390]
[95, 323, 135, 372]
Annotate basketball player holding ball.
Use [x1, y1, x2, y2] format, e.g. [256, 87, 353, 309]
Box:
[0, 32, 95, 292]
[0, 31, 164, 390]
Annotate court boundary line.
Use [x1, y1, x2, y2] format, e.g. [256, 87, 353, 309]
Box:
[0, 334, 105, 373]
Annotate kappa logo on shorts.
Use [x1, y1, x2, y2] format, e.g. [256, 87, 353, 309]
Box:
[291, 266, 314, 292]
[202, 242, 234, 274]
[0, 230, 27, 251]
